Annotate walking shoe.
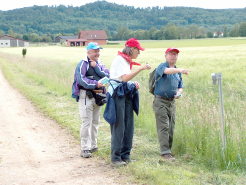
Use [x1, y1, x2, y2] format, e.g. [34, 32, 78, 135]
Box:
[90, 147, 98, 153]
[161, 153, 175, 161]
[111, 161, 127, 167]
[80, 150, 92, 158]
[122, 158, 131, 163]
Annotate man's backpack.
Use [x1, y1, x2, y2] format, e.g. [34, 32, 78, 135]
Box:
[149, 68, 161, 95]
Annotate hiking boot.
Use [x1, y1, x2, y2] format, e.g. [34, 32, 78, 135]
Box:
[90, 147, 98, 153]
[161, 153, 175, 161]
[111, 161, 127, 167]
[80, 150, 92, 158]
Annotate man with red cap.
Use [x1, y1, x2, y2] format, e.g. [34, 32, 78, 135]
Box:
[107, 38, 151, 166]
[153, 48, 189, 160]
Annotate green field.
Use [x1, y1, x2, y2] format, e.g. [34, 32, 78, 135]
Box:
[0, 38, 245, 185]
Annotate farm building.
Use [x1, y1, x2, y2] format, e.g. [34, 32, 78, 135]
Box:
[65, 39, 87, 47]
[77, 30, 108, 45]
[213, 32, 224, 37]
[0, 35, 29, 47]
[56, 30, 108, 47]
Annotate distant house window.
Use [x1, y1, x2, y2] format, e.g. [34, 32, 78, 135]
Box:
[1, 43, 3, 45]
[6, 43, 8, 45]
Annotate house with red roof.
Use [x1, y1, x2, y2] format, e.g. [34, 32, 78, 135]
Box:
[63, 30, 108, 47]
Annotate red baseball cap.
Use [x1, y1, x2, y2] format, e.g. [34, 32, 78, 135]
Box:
[125, 38, 145, 51]
[165, 48, 180, 54]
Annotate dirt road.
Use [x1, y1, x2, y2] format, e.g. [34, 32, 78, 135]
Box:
[0, 69, 129, 185]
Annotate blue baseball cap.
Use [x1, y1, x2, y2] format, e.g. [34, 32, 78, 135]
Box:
[86, 42, 103, 50]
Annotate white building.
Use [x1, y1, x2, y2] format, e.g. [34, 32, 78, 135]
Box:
[0, 35, 29, 47]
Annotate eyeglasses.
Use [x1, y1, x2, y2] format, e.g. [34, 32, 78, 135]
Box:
[133, 47, 140, 53]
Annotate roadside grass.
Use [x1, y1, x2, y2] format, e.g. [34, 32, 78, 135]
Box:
[0, 38, 245, 184]
[135, 44, 246, 171]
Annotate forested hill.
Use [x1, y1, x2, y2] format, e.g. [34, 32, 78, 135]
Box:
[0, 1, 245, 35]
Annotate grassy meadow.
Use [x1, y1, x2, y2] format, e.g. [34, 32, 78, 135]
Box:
[0, 38, 245, 184]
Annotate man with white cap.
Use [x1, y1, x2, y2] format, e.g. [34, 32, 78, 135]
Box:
[153, 48, 189, 160]
[72, 42, 109, 158]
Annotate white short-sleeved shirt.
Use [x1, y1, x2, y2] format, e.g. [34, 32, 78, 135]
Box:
[110, 55, 131, 81]
[108, 55, 131, 95]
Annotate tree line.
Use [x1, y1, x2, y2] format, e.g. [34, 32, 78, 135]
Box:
[1, 22, 246, 43]
[111, 23, 246, 40]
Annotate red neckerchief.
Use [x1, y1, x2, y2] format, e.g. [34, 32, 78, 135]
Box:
[118, 51, 141, 69]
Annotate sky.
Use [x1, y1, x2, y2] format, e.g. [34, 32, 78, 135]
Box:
[0, 0, 246, 11]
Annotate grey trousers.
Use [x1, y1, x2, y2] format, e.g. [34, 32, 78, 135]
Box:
[79, 90, 101, 151]
[153, 96, 176, 155]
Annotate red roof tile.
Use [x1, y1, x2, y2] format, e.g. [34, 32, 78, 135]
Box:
[78, 30, 107, 40]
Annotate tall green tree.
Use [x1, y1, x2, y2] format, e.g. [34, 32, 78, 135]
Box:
[230, 24, 240, 37]
[0, 30, 4, 36]
[239, 22, 246, 37]
[223, 26, 228, 37]
[115, 26, 130, 40]
[148, 27, 159, 40]
[164, 24, 179, 40]
[7, 29, 16, 37]
[28, 33, 41, 42]
[207, 31, 213, 38]
[187, 25, 200, 39]
[23, 35, 29, 41]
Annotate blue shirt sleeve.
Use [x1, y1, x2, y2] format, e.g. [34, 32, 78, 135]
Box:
[155, 63, 167, 79]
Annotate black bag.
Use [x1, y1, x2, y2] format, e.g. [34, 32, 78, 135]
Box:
[93, 93, 107, 106]
[86, 90, 94, 99]
[86, 90, 107, 106]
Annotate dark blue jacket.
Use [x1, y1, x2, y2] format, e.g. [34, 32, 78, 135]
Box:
[103, 82, 139, 125]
